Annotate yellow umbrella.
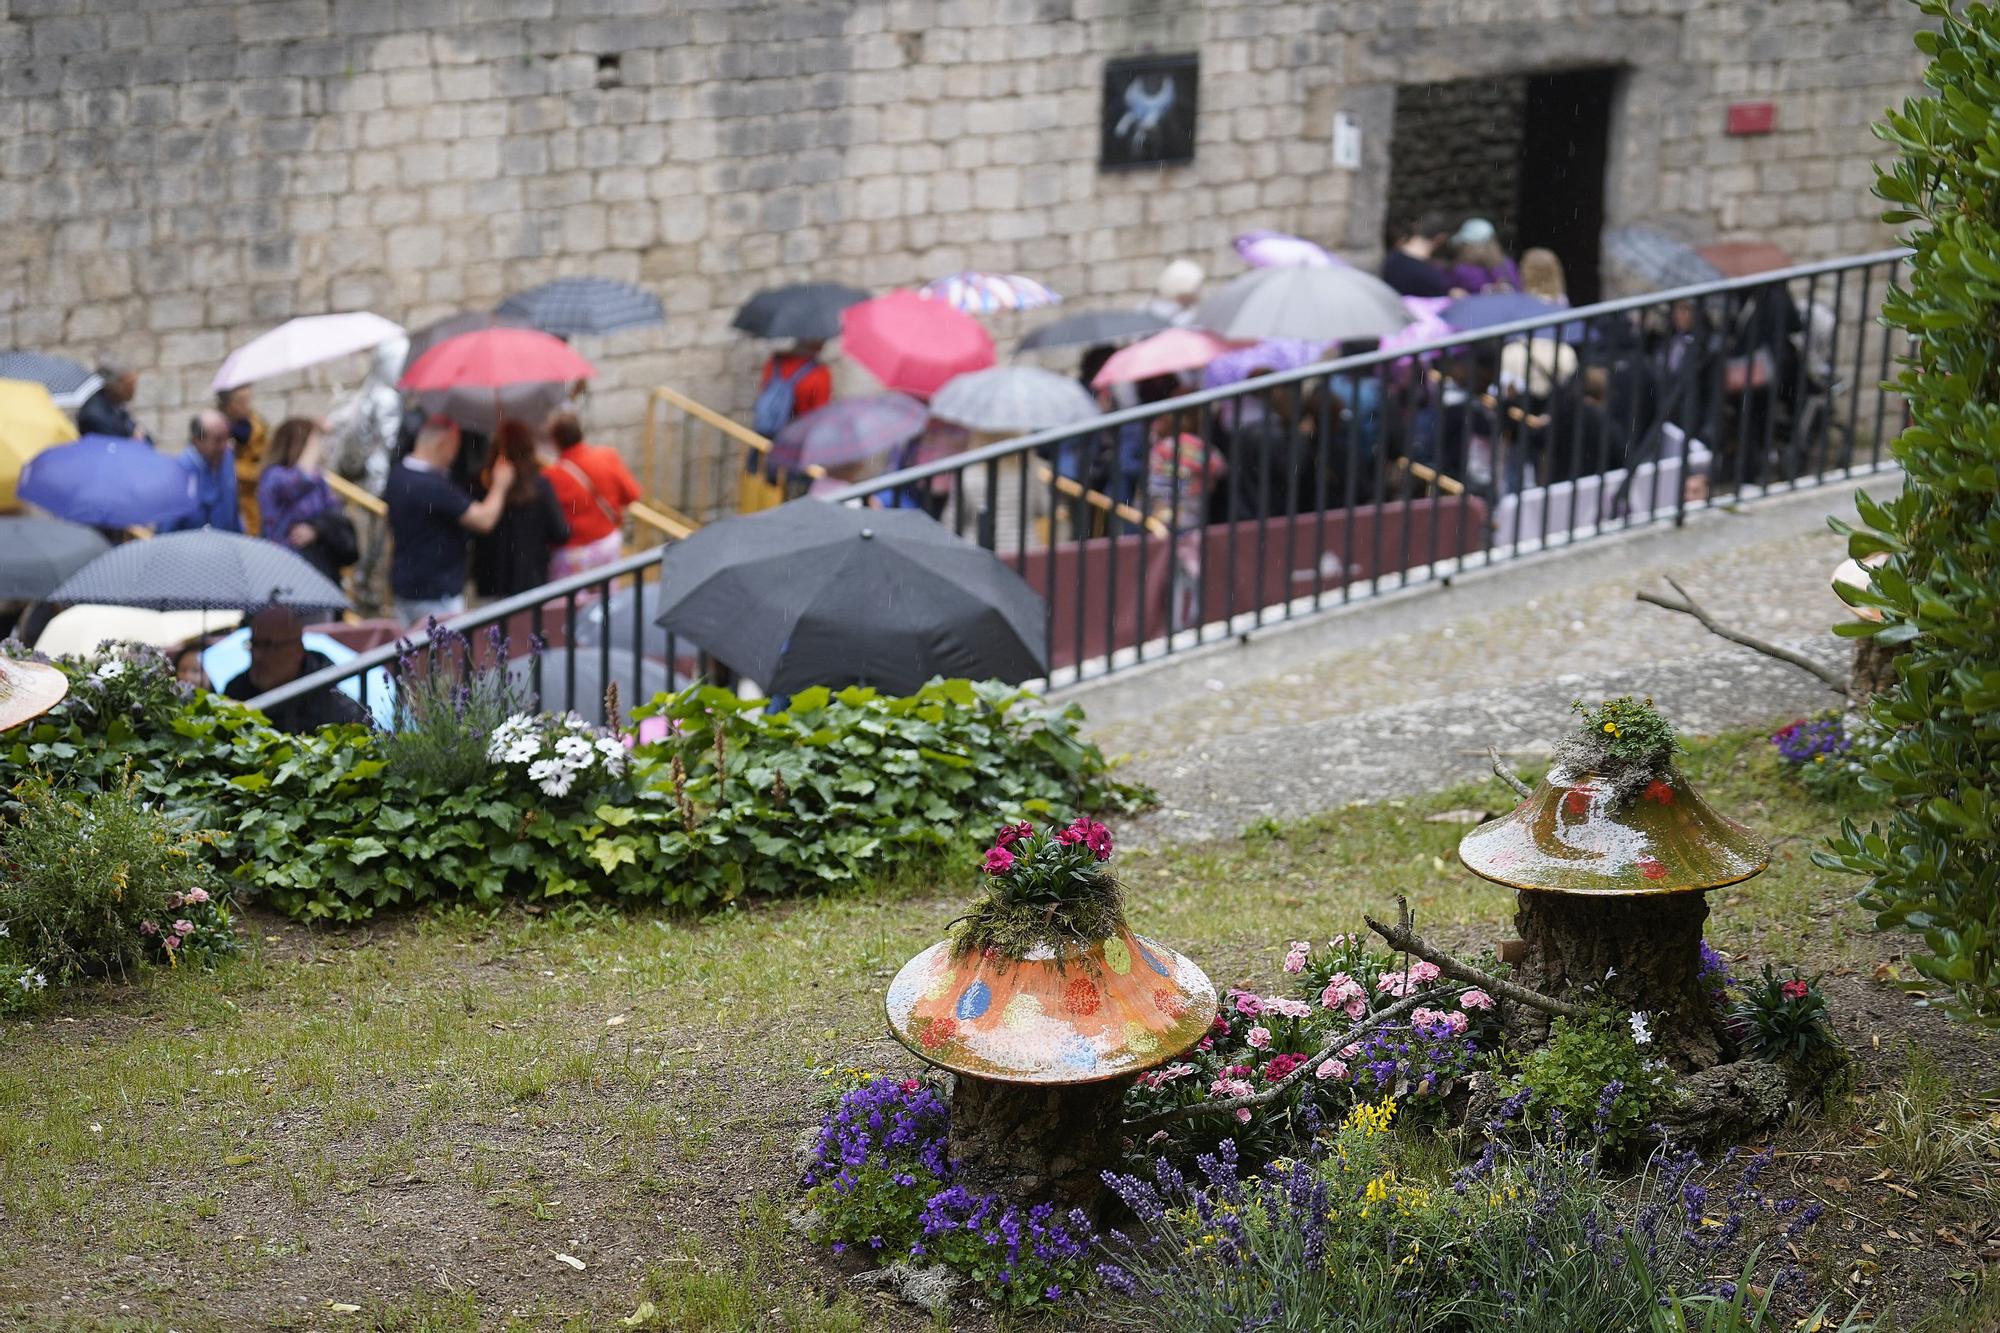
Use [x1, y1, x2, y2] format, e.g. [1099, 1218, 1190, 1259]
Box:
[0, 378, 77, 510]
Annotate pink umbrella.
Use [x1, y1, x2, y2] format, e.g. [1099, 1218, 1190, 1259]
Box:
[1233, 231, 1345, 269]
[841, 291, 996, 399]
[1378, 296, 1458, 360]
[1090, 328, 1234, 389]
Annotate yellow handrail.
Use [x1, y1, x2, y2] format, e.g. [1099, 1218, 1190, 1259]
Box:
[627, 499, 697, 542]
[647, 385, 773, 453]
[324, 470, 386, 518]
[1396, 458, 1467, 496]
[1030, 462, 1171, 537]
[642, 385, 827, 520]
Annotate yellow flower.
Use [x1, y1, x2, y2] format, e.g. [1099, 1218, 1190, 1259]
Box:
[1603, 722, 1618, 734]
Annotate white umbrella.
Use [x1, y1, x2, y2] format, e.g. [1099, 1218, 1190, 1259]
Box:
[33, 604, 243, 657]
[1194, 267, 1411, 343]
[212, 312, 406, 392]
[929, 365, 1100, 434]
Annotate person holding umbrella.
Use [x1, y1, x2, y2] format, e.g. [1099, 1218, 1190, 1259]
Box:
[75, 359, 152, 443]
[221, 605, 367, 733]
[160, 410, 242, 534]
[384, 416, 515, 627]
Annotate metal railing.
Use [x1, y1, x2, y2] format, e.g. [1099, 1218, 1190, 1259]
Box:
[251, 249, 1909, 719]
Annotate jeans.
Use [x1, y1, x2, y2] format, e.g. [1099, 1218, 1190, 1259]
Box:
[395, 594, 465, 630]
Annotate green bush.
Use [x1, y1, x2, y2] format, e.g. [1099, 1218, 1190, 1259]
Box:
[1508, 1008, 1671, 1152]
[0, 776, 236, 1012]
[1824, 0, 2000, 1022]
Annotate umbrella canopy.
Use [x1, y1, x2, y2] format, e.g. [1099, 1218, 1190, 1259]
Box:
[571, 582, 673, 656]
[416, 382, 569, 436]
[497, 277, 666, 339]
[653, 499, 1047, 697]
[1698, 241, 1792, 279]
[1233, 230, 1343, 269]
[1090, 328, 1233, 388]
[1195, 266, 1412, 343]
[1604, 228, 1724, 291]
[771, 394, 928, 472]
[731, 283, 871, 342]
[33, 604, 243, 657]
[0, 352, 100, 411]
[1444, 292, 1567, 331]
[212, 312, 405, 392]
[841, 291, 996, 399]
[404, 310, 531, 369]
[50, 529, 349, 614]
[17, 435, 197, 528]
[0, 378, 80, 509]
[1379, 296, 1459, 360]
[0, 658, 68, 733]
[1016, 308, 1169, 353]
[919, 271, 1062, 315]
[1200, 338, 1329, 389]
[200, 627, 396, 729]
[506, 647, 684, 715]
[929, 365, 1100, 434]
[400, 327, 596, 393]
[0, 515, 111, 600]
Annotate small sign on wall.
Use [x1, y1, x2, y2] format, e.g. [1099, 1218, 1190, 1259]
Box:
[1726, 102, 1776, 136]
[1101, 53, 1199, 170]
[1332, 112, 1362, 170]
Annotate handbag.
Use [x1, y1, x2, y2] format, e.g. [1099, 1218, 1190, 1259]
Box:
[555, 457, 622, 529]
[1722, 346, 1774, 395]
[308, 508, 360, 571]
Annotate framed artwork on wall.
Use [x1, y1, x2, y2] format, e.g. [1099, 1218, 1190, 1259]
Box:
[1100, 53, 1199, 170]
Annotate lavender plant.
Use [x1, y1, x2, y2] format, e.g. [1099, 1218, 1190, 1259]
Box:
[379, 622, 527, 790]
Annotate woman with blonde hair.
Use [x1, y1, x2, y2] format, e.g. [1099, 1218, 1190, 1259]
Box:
[1520, 248, 1568, 306]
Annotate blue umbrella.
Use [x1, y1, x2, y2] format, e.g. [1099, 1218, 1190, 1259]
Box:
[17, 435, 198, 528]
[1443, 293, 1588, 343]
[201, 627, 396, 729]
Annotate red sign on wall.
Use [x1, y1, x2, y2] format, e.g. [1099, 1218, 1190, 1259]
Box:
[1726, 102, 1776, 136]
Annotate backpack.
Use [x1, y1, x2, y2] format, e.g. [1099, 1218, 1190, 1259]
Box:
[752, 358, 816, 439]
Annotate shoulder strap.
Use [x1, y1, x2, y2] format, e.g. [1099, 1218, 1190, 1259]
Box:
[555, 456, 620, 527]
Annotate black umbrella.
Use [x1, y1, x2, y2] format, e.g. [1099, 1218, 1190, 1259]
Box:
[404, 310, 532, 369]
[507, 647, 685, 714]
[0, 516, 111, 601]
[652, 500, 1047, 696]
[732, 283, 870, 341]
[48, 529, 349, 614]
[0, 350, 100, 410]
[497, 277, 665, 339]
[1017, 308, 1169, 353]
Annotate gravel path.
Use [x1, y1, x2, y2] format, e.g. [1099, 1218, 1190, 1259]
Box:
[1079, 488, 1872, 845]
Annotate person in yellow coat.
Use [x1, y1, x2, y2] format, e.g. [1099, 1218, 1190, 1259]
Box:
[218, 384, 268, 533]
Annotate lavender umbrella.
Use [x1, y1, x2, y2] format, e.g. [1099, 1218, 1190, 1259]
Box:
[770, 394, 928, 472]
[1233, 231, 1345, 269]
[1200, 338, 1330, 389]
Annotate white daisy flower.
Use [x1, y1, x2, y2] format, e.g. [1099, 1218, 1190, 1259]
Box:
[527, 758, 562, 784]
[0, 921, 9, 938]
[1628, 1011, 1652, 1046]
[94, 659, 126, 680]
[555, 735, 593, 760]
[539, 768, 575, 798]
[504, 738, 540, 764]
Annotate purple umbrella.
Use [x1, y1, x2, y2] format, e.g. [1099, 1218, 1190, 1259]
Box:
[1232, 230, 1346, 269]
[770, 393, 928, 472]
[1200, 338, 1329, 388]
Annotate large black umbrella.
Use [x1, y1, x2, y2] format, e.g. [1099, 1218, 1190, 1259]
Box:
[1017, 308, 1169, 353]
[652, 500, 1047, 696]
[732, 283, 870, 341]
[498, 277, 666, 339]
[0, 516, 111, 600]
[48, 529, 349, 614]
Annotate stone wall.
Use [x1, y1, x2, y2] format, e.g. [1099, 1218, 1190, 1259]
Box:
[0, 0, 1923, 497]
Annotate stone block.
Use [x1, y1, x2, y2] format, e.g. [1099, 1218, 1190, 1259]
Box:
[238, 1, 332, 42]
[502, 136, 550, 176]
[448, 138, 500, 180]
[385, 68, 436, 107]
[32, 17, 104, 57]
[561, 202, 607, 252]
[388, 222, 445, 268]
[660, 194, 707, 245]
[159, 329, 227, 370]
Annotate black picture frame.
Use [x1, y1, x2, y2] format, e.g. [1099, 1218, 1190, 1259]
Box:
[1100, 53, 1199, 171]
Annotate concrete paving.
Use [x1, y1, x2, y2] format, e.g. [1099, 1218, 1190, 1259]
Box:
[1071, 474, 1894, 845]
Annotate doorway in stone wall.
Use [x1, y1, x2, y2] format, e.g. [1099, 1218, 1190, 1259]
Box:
[1384, 66, 1619, 303]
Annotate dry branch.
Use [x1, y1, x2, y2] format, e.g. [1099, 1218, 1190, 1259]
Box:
[1364, 896, 1582, 1020]
[1636, 575, 1849, 696]
[1487, 746, 1534, 798]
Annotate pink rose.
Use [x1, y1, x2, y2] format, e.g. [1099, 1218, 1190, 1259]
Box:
[1283, 941, 1311, 974]
[1245, 1025, 1272, 1050]
[1315, 1058, 1348, 1081]
[1459, 988, 1495, 1011]
[993, 822, 1034, 848]
[1344, 996, 1367, 1020]
[1375, 970, 1406, 996]
[1412, 1006, 1445, 1031]
[173, 920, 194, 936]
[162, 934, 180, 950]
[981, 847, 1016, 875]
[1409, 961, 1442, 985]
[1230, 990, 1264, 1018]
[1448, 1011, 1470, 1035]
[1234, 1108, 1253, 1125]
[185, 888, 210, 905]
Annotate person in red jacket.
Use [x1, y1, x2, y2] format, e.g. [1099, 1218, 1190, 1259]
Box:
[543, 410, 643, 578]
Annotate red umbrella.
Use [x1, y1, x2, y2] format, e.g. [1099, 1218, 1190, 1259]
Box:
[399, 326, 597, 392]
[840, 290, 995, 399]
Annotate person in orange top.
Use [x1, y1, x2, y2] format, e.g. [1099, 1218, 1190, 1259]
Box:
[543, 409, 643, 578]
[756, 338, 833, 433]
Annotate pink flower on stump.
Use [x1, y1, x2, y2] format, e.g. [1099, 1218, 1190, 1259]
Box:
[981, 846, 1016, 875]
[993, 822, 1034, 848]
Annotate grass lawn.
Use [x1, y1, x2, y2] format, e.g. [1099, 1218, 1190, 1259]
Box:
[1, 728, 1995, 1331]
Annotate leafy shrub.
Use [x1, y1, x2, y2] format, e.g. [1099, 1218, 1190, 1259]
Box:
[1727, 966, 1839, 1066]
[380, 624, 528, 789]
[1824, 0, 2000, 1022]
[1508, 1008, 1670, 1152]
[0, 776, 235, 1012]
[799, 1074, 1095, 1311]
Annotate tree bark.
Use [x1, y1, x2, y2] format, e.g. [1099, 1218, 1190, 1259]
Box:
[1850, 637, 1906, 699]
[946, 1074, 1131, 1215]
[1512, 890, 1724, 1071]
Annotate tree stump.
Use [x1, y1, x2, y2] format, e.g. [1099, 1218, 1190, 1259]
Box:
[1512, 890, 1724, 1071]
[1850, 637, 1907, 699]
[946, 1074, 1132, 1216]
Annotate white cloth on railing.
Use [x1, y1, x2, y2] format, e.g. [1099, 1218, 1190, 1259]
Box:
[1491, 425, 1710, 548]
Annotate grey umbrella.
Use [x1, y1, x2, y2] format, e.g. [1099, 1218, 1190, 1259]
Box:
[498, 277, 666, 339]
[731, 283, 871, 341]
[0, 516, 111, 601]
[507, 647, 684, 714]
[0, 351, 101, 411]
[653, 500, 1047, 696]
[48, 529, 349, 614]
[929, 365, 1100, 434]
[570, 582, 672, 656]
[1194, 266, 1411, 343]
[417, 380, 569, 435]
[1603, 228, 1724, 291]
[1017, 308, 1169, 353]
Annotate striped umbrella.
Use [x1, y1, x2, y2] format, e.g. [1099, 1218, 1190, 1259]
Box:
[919, 272, 1062, 315]
[0, 352, 100, 411]
[497, 277, 665, 338]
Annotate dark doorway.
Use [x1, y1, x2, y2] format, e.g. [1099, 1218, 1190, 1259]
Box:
[1515, 68, 1618, 304]
[1384, 66, 1618, 302]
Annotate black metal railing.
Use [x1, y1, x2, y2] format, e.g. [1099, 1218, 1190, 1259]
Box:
[251, 248, 1908, 718]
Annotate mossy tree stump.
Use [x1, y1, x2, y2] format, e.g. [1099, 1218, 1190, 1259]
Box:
[945, 1075, 1132, 1215]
